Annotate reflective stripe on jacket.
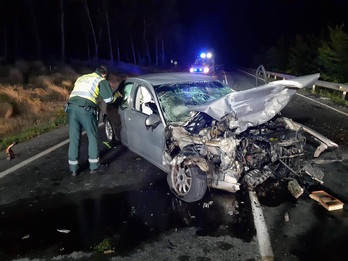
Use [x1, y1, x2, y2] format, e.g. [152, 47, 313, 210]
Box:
[69, 72, 103, 105]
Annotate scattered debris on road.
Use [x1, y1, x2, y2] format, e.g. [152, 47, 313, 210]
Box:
[284, 212, 289, 222]
[6, 141, 17, 160]
[21, 234, 30, 240]
[310, 190, 344, 211]
[57, 229, 71, 233]
[203, 201, 214, 208]
[287, 179, 304, 198]
[103, 250, 115, 254]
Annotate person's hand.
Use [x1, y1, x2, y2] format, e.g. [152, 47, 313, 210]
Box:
[113, 90, 122, 99]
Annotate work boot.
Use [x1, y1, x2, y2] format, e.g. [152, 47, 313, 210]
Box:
[90, 164, 108, 174]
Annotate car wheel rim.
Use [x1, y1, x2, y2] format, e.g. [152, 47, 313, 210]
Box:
[172, 166, 192, 196]
[105, 119, 113, 141]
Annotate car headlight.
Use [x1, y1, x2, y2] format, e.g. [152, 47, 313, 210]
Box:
[190, 68, 194, 73]
[203, 67, 209, 73]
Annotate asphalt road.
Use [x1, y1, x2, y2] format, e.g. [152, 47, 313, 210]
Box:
[0, 70, 347, 261]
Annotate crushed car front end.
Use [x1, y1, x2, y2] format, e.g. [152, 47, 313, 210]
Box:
[157, 74, 338, 202]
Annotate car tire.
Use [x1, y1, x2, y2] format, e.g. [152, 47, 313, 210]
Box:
[104, 116, 116, 145]
[167, 164, 207, 203]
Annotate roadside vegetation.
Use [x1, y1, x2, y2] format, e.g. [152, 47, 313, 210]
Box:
[310, 88, 348, 107]
[0, 61, 127, 150]
[255, 25, 348, 84]
[252, 24, 348, 107]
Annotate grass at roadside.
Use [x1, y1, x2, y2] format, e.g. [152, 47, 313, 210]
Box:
[0, 61, 76, 150]
[0, 108, 67, 150]
[313, 88, 348, 107]
[299, 86, 348, 108]
[0, 61, 130, 151]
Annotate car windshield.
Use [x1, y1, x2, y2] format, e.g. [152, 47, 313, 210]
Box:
[156, 81, 233, 124]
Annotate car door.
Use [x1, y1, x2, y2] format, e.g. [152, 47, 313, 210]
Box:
[123, 82, 166, 171]
[106, 80, 134, 143]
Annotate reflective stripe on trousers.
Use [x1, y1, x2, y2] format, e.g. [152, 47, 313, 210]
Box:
[68, 104, 100, 171]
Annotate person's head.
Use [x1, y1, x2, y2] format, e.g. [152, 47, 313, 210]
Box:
[96, 65, 109, 79]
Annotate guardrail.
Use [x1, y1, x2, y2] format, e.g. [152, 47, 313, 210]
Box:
[239, 66, 348, 100]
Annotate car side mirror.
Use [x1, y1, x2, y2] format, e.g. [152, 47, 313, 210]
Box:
[145, 114, 161, 128]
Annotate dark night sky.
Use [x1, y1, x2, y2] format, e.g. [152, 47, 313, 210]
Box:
[1, 0, 347, 67]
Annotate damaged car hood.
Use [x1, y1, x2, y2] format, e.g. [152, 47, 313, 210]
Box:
[187, 74, 320, 133]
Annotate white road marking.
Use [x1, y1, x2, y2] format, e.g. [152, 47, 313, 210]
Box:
[249, 189, 274, 261]
[296, 93, 348, 117]
[0, 123, 104, 179]
[0, 139, 70, 179]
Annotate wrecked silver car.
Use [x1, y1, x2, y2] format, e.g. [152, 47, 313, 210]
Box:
[102, 73, 338, 202]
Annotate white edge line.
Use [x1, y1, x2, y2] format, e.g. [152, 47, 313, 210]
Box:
[0, 139, 70, 179]
[295, 93, 348, 117]
[249, 189, 274, 260]
[0, 123, 104, 179]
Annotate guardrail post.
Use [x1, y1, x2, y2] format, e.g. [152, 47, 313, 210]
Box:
[338, 86, 346, 100]
[312, 85, 316, 92]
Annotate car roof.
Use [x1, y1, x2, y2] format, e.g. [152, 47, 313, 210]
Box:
[126, 72, 215, 86]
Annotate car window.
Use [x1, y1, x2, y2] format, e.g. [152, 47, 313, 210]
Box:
[119, 81, 134, 108]
[134, 85, 155, 115]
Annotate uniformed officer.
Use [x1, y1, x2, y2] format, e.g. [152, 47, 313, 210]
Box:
[66, 65, 120, 176]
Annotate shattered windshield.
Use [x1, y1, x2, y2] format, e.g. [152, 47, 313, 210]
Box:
[156, 81, 233, 124]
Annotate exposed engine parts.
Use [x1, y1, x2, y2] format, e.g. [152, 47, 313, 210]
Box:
[165, 113, 334, 198]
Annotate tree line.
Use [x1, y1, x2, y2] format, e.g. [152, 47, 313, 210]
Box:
[0, 0, 182, 67]
[254, 25, 348, 84]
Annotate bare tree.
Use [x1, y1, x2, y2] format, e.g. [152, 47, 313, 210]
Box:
[84, 30, 91, 61]
[115, 30, 120, 62]
[103, 0, 113, 63]
[2, 28, 7, 60]
[130, 33, 136, 65]
[161, 39, 165, 66]
[25, 0, 41, 59]
[82, 0, 98, 60]
[155, 33, 158, 67]
[143, 19, 151, 65]
[60, 0, 65, 63]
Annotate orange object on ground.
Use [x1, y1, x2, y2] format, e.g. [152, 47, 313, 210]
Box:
[310, 190, 344, 211]
[6, 142, 16, 160]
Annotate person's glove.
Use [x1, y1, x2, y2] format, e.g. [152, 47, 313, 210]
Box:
[113, 90, 122, 102]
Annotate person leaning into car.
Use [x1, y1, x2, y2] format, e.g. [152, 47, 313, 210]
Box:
[66, 65, 121, 176]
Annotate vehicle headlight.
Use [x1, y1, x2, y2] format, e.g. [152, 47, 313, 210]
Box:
[203, 67, 209, 73]
[207, 52, 212, 59]
[190, 68, 194, 73]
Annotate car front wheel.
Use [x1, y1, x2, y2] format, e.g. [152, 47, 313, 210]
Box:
[167, 164, 207, 203]
[104, 116, 116, 145]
